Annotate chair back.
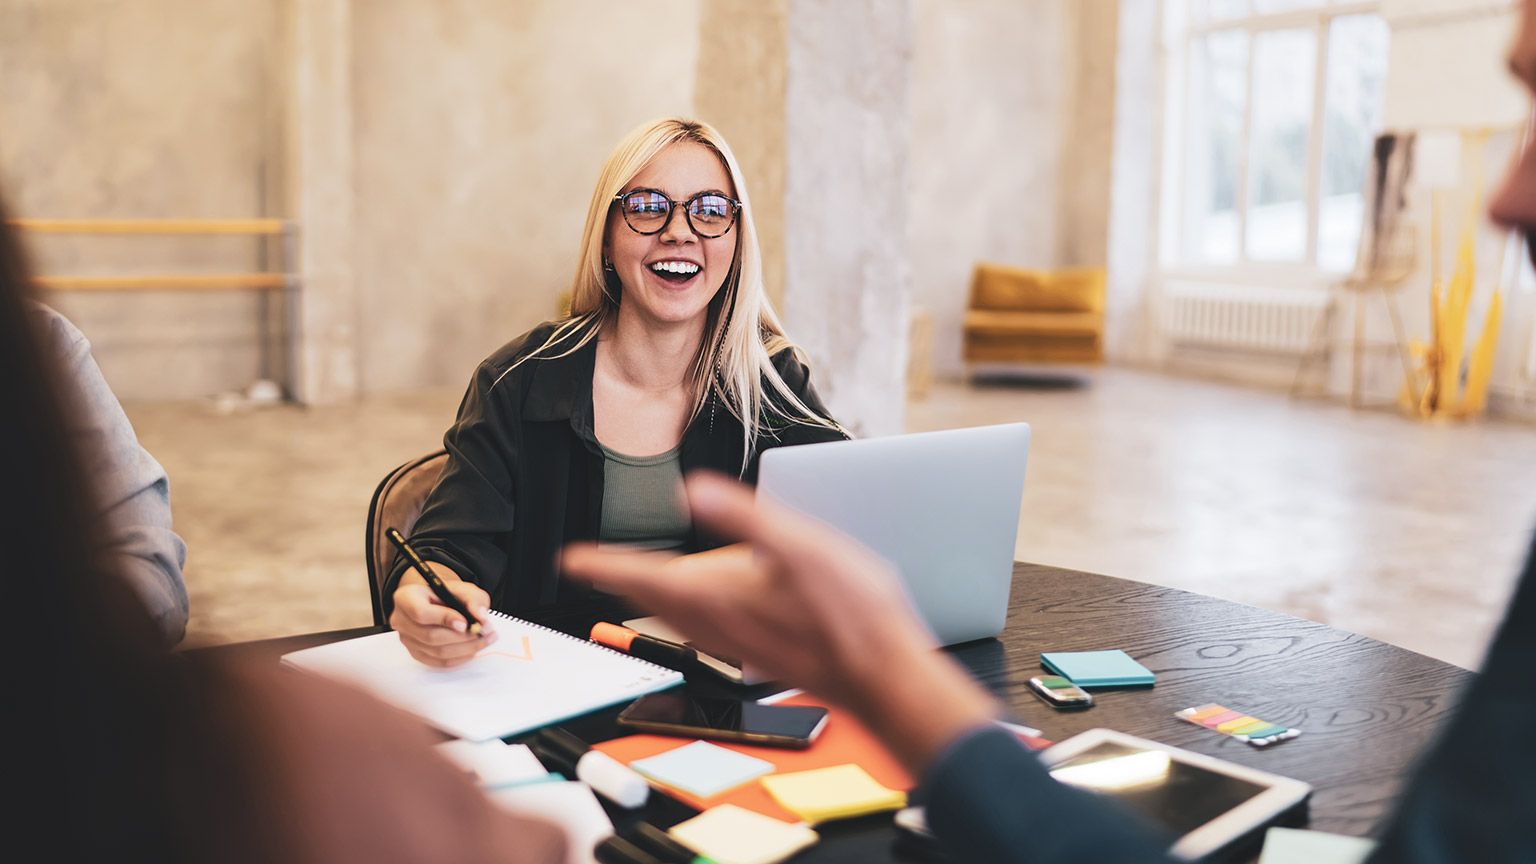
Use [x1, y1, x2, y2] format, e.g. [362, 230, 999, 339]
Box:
[364, 449, 449, 627]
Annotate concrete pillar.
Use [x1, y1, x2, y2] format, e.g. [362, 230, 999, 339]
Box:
[284, 0, 358, 403]
[694, 0, 790, 310]
[1058, 0, 1119, 269]
[781, 0, 914, 437]
[1104, 0, 1161, 365]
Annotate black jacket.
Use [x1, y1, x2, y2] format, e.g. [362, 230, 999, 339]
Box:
[384, 321, 846, 634]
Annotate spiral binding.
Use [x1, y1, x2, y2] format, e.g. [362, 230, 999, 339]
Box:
[484, 610, 677, 678]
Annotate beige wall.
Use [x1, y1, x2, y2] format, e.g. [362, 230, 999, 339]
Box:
[1, 0, 282, 400]
[911, 0, 1118, 378]
[781, 0, 913, 436]
[353, 0, 700, 392]
[1057, 0, 1119, 268]
[6, 0, 1118, 398]
[1, 0, 702, 398]
[694, 0, 789, 311]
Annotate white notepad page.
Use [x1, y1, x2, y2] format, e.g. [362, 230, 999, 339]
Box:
[281, 611, 682, 741]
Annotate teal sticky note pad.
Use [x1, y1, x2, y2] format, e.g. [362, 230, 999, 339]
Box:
[1040, 650, 1154, 688]
[630, 740, 775, 798]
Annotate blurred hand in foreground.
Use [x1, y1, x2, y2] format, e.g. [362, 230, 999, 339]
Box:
[562, 472, 1001, 774]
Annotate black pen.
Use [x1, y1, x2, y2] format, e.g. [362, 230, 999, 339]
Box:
[594, 836, 665, 864]
[386, 527, 484, 637]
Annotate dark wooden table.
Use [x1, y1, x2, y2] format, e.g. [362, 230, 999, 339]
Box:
[202, 563, 1474, 862]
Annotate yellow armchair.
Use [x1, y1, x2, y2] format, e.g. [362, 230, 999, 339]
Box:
[962, 263, 1106, 365]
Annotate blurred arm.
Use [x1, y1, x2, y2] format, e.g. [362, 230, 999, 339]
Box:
[36, 304, 188, 643]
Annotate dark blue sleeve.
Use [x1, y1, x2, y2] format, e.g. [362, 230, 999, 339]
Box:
[919, 725, 1176, 864]
[1366, 531, 1536, 863]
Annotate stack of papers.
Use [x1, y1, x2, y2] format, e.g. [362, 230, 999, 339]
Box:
[435, 739, 557, 789]
[491, 781, 613, 864]
[759, 764, 907, 823]
[670, 804, 819, 864]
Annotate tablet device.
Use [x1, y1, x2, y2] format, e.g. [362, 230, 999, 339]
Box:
[1039, 729, 1311, 862]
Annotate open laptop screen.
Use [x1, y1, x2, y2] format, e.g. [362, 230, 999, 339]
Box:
[757, 423, 1030, 645]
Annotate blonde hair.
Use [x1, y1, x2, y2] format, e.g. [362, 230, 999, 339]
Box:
[515, 117, 839, 472]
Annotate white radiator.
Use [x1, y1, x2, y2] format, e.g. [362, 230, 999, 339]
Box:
[1159, 282, 1329, 354]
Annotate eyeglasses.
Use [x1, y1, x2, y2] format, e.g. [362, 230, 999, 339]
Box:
[613, 188, 741, 239]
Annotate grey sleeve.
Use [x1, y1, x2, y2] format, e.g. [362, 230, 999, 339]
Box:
[38, 306, 189, 643]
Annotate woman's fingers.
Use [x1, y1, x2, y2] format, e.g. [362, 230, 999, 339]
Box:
[389, 584, 495, 666]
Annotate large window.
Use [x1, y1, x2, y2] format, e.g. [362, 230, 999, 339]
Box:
[1163, 1, 1389, 275]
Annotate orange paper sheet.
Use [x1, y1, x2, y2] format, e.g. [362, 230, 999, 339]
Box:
[593, 694, 913, 823]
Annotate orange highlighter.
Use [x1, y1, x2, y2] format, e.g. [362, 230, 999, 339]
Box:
[591, 623, 699, 673]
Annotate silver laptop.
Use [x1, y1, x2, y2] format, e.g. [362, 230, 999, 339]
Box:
[757, 423, 1031, 645]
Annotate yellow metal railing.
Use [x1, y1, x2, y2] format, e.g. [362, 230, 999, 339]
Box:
[11, 217, 300, 400]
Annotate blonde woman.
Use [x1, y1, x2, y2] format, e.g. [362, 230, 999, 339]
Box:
[386, 118, 845, 666]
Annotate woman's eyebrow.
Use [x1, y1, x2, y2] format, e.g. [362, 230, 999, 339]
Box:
[622, 186, 733, 199]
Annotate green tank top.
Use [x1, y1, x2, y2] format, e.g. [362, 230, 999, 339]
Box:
[597, 441, 691, 550]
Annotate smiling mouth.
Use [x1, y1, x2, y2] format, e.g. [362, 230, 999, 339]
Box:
[649, 261, 701, 284]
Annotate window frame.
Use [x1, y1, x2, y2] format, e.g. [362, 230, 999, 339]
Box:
[1158, 0, 1386, 287]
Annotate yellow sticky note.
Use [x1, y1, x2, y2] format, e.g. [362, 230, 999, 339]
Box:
[669, 803, 819, 864]
[759, 763, 907, 824]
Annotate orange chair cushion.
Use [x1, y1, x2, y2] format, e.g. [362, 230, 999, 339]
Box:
[970, 264, 1105, 313]
[964, 309, 1103, 337]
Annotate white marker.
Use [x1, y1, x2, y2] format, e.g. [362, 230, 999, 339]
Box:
[534, 727, 649, 809]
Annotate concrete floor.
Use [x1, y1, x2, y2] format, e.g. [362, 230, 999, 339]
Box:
[130, 368, 1536, 670]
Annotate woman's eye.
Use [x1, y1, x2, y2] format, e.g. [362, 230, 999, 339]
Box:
[626, 193, 669, 214]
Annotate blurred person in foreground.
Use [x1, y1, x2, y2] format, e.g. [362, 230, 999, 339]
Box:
[565, 21, 1536, 849]
[1, 191, 564, 862]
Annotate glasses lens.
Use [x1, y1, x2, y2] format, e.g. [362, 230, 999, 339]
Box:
[687, 194, 735, 237]
[621, 191, 670, 233]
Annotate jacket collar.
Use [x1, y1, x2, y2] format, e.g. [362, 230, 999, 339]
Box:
[518, 330, 750, 472]
[520, 334, 598, 444]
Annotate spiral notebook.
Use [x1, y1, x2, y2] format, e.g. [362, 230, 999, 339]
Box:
[281, 611, 682, 742]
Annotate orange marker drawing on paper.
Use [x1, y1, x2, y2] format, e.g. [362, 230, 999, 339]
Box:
[482, 635, 535, 661]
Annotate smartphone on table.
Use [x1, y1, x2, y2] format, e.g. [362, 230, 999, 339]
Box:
[616, 692, 829, 749]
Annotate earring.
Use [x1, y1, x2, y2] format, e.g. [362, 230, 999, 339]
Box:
[602, 257, 614, 271]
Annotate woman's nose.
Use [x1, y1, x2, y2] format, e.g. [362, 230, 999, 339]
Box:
[657, 206, 698, 243]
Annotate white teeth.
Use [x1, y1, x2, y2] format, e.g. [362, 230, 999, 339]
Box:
[650, 261, 700, 275]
